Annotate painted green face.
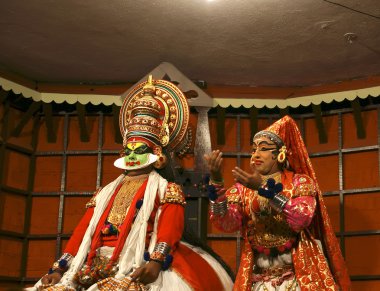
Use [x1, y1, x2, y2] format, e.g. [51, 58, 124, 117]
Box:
[123, 142, 153, 167]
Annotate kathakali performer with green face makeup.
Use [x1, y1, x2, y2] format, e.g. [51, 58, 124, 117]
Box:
[30, 76, 233, 291]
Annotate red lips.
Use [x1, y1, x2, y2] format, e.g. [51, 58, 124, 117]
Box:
[125, 161, 141, 166]
[253, 160, 263, 165]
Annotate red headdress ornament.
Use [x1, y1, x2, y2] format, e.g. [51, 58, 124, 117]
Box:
[119, 75, 191, 155]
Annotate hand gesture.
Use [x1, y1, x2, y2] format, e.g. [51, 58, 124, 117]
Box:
[232, 167, 262, 190]
[38, 272, 62, 290]
[204, 150, 223, 182]
[130, 261, 161, 285]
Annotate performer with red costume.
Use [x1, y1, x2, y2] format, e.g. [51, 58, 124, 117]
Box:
[205, 115, 351, 291]
[29, 76, 233, 291]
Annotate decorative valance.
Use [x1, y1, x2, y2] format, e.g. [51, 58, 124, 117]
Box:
[1, 62, 380, 109]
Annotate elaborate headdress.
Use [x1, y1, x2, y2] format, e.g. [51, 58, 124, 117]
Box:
[255, 116, 350, 290]
[115, 75, 191, 170]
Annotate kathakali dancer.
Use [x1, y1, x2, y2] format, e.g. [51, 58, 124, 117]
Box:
[29, 76, 233, 291]
[205, 115, 351, 291]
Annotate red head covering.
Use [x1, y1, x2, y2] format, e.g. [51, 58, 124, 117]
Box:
[255, 115, 351, 290]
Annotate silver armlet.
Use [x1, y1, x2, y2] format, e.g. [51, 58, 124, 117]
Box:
[59, 253, 74, 264]
[269, 193, 289, 213]
[210, 199, 228, 216]
[153, 242, 171, 257]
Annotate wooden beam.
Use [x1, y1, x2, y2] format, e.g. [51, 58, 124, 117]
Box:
[112, 104, 122, 144]
[0, 89, 10, 104]
[11, 102, 41, 137]
[312, 104, 327, 144]
[216, 106, 225, 145]
[76, 103, 89, 142]
[42, 103, 57, 143]
[249, 107, 258, 144]
[351, 99, 366, 139]
[280, 107, 289, 118]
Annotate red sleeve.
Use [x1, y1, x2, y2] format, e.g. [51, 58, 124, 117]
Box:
[155, 182, 186, 251]
[156, 203, 184, 250]
[64, 207, 94, 256]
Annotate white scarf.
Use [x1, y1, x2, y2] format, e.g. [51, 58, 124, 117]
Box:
[59, 171, 167, 287]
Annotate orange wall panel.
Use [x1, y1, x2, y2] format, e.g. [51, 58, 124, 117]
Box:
[343, 151, 379, 190]
[180, 154, 195, 170]
[26, 240, 56, 278]
[240, 157, 251, 172]
[66, 155, 98, 192]
[352, 281, 380, 291]
[345, 236, 380, 275]
[62, 197, 89, 234]
[342, 110, 378, 148]
[221, 157, 238, 187]
[345, 193, 380, 232]
[101, 154, 123, 186]
[33, 156, 62, 192]
[0, 192, 25, 233]
[0, 238, 22, 277]
[310, 155, 339, 192]
[3, 150, 30, 190]
[29, 197, 59, 235]
[208, 240, 237, 273]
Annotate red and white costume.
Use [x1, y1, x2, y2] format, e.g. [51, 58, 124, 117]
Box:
[31, 171, 232, 290]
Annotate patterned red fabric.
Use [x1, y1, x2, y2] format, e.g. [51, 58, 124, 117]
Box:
[284, 196, 316, 232]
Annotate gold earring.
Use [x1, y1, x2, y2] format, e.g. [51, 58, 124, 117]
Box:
[153, 146, 167, 169]
[277, 146, 287, 163]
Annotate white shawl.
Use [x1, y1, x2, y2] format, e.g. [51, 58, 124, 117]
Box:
[59, 170, 167, 288]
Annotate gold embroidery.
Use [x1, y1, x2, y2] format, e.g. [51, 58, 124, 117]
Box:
[107, 176, 146, 226]
[246, 172, 296, 249]
[43, 286, 74, 291]
[85, 187, 103, 209]
[227, 194, 241, 204]
[294, 174, 316, 197]
[230, 188, 238, 194]
[248, 204, 296, 249]
[160, 183, 186, 206]
[260, 171, 281, 184]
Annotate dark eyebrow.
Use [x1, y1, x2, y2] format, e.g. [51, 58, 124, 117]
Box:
[254, 141, 277, 147]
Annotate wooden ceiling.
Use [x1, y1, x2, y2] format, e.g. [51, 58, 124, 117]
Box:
[0, 0, 379, 89]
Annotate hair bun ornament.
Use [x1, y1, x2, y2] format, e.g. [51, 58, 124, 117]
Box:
[153, 145, 168, 169]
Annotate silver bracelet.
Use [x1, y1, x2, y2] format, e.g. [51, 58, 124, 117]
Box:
[210, 199, 228, 216]
[269, 193, 289, 213]
[153, 242, 171, 257]
[59, 253, 74, 265]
